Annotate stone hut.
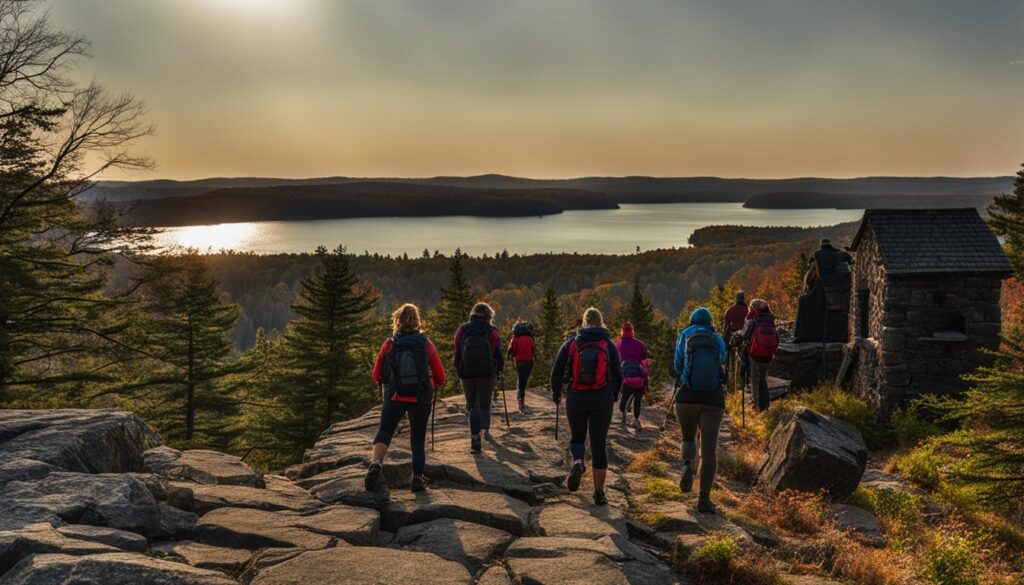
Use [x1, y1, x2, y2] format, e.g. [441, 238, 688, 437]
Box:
[846, 208, 1012, 411]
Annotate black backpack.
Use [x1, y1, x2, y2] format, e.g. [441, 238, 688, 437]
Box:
[685, 329, 722, 392]
[385, 334, 431, 399]
[513, 322, 535, 337]
[460, 324, 496, 378]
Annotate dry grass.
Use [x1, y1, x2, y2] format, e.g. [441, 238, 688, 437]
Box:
[738, 488, 827, 537]
[718, 437, 762, 484]
[829, 534, 916, 585]
[673, 534, 788, 585]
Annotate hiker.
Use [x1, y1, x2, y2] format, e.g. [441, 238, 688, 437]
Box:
[794, 239, 853, 342]
[455, 302, 504, 453]
[737, 299, 779, 412]
[673, 307, 728, 513]
[366, 303, 446, 493]
[507, 320, 536, 412]
[723, 290, 749, 391]
[550, 307, 623, 506]
[616, 321, 649, 431]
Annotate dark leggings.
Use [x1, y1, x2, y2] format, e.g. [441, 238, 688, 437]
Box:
[515, 362, 534, 402]
[373, 400, 431, 475]
[618, 386, 644, 418]
[461, 377, 495, 435]
[566, 390, 614, 469]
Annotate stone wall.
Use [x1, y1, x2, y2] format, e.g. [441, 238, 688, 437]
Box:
[847, 225, 1004, 411]
[769, 342, 845, 390]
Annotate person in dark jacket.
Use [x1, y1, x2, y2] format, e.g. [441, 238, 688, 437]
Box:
[454, 302, 504, 453]
[507, 320, 536, 413]
[737, 299, 775, 412]
[723, 290, 748, 391]
[550, 307, 622, 506]
[673, 307, 727, 513]
[366, 304, 446, 493]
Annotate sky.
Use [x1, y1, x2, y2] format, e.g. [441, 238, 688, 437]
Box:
[48, 0, 1024, 180]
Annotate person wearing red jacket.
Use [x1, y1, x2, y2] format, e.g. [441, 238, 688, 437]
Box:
[723, 290, 748, 390]
[507, 320, 536, 413]
[365, 303, 445, 493]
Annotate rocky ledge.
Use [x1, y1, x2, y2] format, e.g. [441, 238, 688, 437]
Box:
[0, 389, 682, 584]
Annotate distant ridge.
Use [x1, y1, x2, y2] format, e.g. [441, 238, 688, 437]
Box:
[86, 174, 1014, 204]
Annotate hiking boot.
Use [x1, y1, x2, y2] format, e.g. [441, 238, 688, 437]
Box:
[518, 400, 526, 414]
[566, 459, 585, 492]
[619, 410, 628, 425]
[633, 417, 643, 432]
[411, 474, 430, 492]
[364, 461, 383, 492]
[697, 493, 717, 514]
[679, 461, 694, 493]
[593, 490, 608, 506]
[470, 435, 482, 454]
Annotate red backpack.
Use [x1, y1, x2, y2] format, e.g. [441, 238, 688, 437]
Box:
[748, 314, 780, 359]
[568, 338, 610, 391]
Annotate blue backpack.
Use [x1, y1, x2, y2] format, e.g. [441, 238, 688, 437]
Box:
[685, 329, 721, 392]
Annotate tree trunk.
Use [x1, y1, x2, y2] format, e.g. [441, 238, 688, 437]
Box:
[186, 318, 195, 441]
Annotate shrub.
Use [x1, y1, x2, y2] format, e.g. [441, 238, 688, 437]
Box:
[718, 443, 760, 484]
[849, 486, 923, 545]
[644, 477, 685, 502]
[830, 536, 915, 585]
[897, 443, 944, 491]
[921, 533, 979, 585]
[676, 535, 787, 585]
[892, 402, 943, 448]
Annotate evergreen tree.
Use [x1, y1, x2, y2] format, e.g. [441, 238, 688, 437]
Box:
[130, 251, 240, 446]
[989, 164, 1024, 274]
[427, 248, 475, 383]
[274, 246, 378, 455]
[226, 328, 289, 471]
[620, 279, 657, 342]
[534, 285, 565, 383]
[0, 2, 151, 404]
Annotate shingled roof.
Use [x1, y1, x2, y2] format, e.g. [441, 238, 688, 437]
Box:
[850, 208, 1013, 276]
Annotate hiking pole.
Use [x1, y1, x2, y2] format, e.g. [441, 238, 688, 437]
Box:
[554, 394, 560, 441]
[430, 385, 438, 452]
[500, 374, 510, 428]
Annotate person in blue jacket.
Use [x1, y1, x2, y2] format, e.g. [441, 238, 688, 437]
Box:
[673, 307, 728, 513]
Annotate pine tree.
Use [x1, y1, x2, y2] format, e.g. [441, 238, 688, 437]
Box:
[130, 251, 240, 447]
[989, 164, 1024, 275]
[274, 246, 379, 456]
[620, 279, 657, 342]
[427, 249, 475, 382]
[225, 327, 289, 470]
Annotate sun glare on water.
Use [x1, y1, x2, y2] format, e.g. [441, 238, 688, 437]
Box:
[158, 222, 259, 253]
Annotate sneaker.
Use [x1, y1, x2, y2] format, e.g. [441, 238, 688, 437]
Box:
[471, 435, 482, 453]
[679, 462, 694, 493]
[697, 493, 717, 514]
[566, 459, 585, 492]
[518, 400, 525, 414]
[364, 461, 383, 492]
[411, 474, 430, 492]
[593, 490, 608, 506]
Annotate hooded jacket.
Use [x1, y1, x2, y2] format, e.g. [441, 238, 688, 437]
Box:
[549, 326, 623, 401]
[616, 324, 649, 365]
[723, 292, 748, 335]
[673, 308, 728, 407]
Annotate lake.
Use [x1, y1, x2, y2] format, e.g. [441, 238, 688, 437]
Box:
[151, 203, 865, 256]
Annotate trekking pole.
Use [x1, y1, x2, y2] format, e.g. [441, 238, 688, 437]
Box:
[554, 394, 560, 441]
[431, 386, 438, 452]
[500, 374, 510, 427]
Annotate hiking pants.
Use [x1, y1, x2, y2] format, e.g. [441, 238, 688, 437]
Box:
[618, 386, 644, 418]
[674, 403, 725, 495]
[566, 389, 614, 469]
[749, 356, 772, 412]
[515, 362, 534, 402]
[461, 376, 495, 435]
[373, 400, 431, 475]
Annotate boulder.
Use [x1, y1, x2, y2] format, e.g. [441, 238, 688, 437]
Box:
[0, 410, 162, 474]
[248, 546, 472, 585]
[756, 407, 868, 500]
[829, 504, 885, 547]
[304, 465, 389, 509]
[504, 534, 676, 584]
[392, 518, 514, 574]
[0, 523, 120, 575]
[54, 525, 148, 552]
[0, 459, 59, 487]
[381, 487, 530, 535]
[0, 552, 236, 585]
[196, 505, 379, 550]
[153, 541, 254, 572]
[157, 503, 199, 540]
[477, 566, 513, 585]
[144, 447, 264, 488]
[506, 552, 637, 585]
[0, 472, 167, 537]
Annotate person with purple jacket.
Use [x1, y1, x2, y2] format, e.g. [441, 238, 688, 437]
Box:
[616, 322, 649, 431]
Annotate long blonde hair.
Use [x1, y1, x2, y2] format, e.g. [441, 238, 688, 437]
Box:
[392, 303, 422, 334]
[582, 307, 605, 328]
